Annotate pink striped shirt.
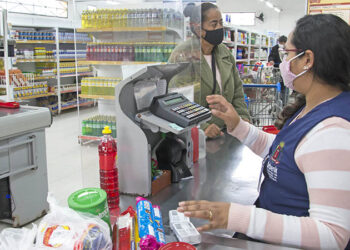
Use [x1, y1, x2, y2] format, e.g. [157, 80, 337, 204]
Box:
[227, 117, 350, 249]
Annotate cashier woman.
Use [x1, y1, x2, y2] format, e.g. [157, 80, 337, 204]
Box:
[168, 3, 250, 138]
[178, 14, 350, 249]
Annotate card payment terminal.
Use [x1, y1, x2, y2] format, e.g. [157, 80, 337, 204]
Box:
[150, 93, 211, 128]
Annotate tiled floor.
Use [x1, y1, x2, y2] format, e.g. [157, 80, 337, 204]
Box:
[0, 107, 100, 231]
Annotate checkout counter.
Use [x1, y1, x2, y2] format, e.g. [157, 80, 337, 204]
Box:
[0, 106, 52, 227]
[115, 64, 297, 249]
[118, 135, 297, 249]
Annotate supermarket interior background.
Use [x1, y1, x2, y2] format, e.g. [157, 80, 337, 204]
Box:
[0, 0, 349, 249]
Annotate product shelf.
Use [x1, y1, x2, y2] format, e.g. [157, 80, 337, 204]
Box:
[59, 87, 81, 94]
[60, 72, 93, 78]
[15, 92, 55, 100]
[61, 101, 94, 111]
[16, 40, 88, 44]
[77, 26, 167, 33]
[34, 75, 56, 80]
[16, 59, 57, 63]
[78, 61, 166, 66]
[237, 43, 249, 47]
[236, 59, 249, 62]
[16, 58, 86, 63]
[16, 40, 55, 44]
[79, 94, 115, 100]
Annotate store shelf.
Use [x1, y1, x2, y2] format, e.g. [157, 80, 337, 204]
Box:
[61, 101, 94, 111]
[79, 94, 115, 100]
[78, 61, 166, 66]
[77, 27, 167, 33]
[236, 59, 249, 62]
[60, 72, 93, 78]
[236, 43, 249, 47]
[16, 59, 56, 63]
[16, 40, 89, 44]
[34, 72, 93, 80]
[223, 41, 235, 46]
[16, 58, 87, 63]
[15, 92, 55, 100]
[34, 75, 56, 80]
[16, 40, 55, 44]
[59, 88, 81, 94]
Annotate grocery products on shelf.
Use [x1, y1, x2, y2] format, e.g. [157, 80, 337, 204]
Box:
[81, 77, 121, 97]
[12, 81, 49, 98]
[58, 32, 91, 43]
[236, 30, 248, 45]
[82, 115, 117, 138]
[86, 43, 175, 62]
[16, 48, 86, 61]
[14, 30, 92, 43]
[81, 8, 183, 30]
[15, 30, 55, 41]
[30, 62, 91, 78]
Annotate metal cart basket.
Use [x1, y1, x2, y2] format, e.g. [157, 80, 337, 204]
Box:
[243, 83, 283, 128]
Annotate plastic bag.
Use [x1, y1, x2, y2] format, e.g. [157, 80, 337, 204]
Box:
[0, 194, 112, 250]
[0, 224, 37, 250]
[35, 194, 112, 249]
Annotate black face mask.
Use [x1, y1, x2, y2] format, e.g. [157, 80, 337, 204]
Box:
[202, 28, 224, 46]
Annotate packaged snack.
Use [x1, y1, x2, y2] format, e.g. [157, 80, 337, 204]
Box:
[152, 206, 166, 246]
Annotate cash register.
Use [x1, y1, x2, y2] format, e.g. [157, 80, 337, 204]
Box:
[116, 63, 211, 196]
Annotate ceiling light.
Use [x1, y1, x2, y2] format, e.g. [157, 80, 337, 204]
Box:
[259, 0, 265, 2]
[106, 0, 120, 5]
[265, 1, 274, 8]
[274, 7, 281, 13]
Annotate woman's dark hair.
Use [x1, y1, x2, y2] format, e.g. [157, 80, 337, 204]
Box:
[183, 2, 218, 34]
[275, 14, 350, 129]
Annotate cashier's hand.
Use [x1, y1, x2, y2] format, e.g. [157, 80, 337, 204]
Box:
[177, 200, 230, 231]
[206, 95, 240, 133]
[205, 124, 224, 138]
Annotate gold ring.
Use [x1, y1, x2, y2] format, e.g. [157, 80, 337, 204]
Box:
[208, 210, 213, 221]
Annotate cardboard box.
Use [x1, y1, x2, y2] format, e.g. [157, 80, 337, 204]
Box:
[151, 170, 171, 196]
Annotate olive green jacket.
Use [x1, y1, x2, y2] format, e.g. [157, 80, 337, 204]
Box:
[168, 37, 250, 130]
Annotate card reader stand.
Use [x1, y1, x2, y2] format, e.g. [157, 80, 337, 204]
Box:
[116, 64, 210, 196]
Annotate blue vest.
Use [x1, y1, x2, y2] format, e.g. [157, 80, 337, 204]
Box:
[257, 91, 350, 217]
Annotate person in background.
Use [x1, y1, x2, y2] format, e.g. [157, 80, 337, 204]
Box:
[178, 14, 350, 249]
[269, 35, 288, 105]
[268, 35, 287, 67]
[168, 3, 250, 138]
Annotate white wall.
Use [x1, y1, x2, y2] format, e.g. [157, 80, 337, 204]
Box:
[217, 0, 280, 34]
[217, 0, 307, 36]
[278, 0, 307, 37]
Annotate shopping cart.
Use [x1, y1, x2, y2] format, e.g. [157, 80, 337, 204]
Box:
[243, 83, 283, 128]
[238, 63, 264, 84]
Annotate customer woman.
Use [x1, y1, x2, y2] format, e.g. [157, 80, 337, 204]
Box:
[178, 14, 350, 249]
[168, 3, 250, 138]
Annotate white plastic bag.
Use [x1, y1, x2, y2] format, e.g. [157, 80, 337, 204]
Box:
[0, 224, 37, 250]
[34, 194, 112, 249]
[0, 194, 112, 250]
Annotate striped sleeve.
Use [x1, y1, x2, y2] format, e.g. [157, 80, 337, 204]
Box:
[229, 119, 276, 158]
[227, 117, 350, 249]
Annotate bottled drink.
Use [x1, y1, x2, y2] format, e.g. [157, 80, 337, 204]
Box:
[98, 126, 119, 211]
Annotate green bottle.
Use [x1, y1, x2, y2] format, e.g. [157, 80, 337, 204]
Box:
[82, 120, 87, 135]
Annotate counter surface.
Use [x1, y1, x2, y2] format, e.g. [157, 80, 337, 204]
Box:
[119, 134, 298, 249]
